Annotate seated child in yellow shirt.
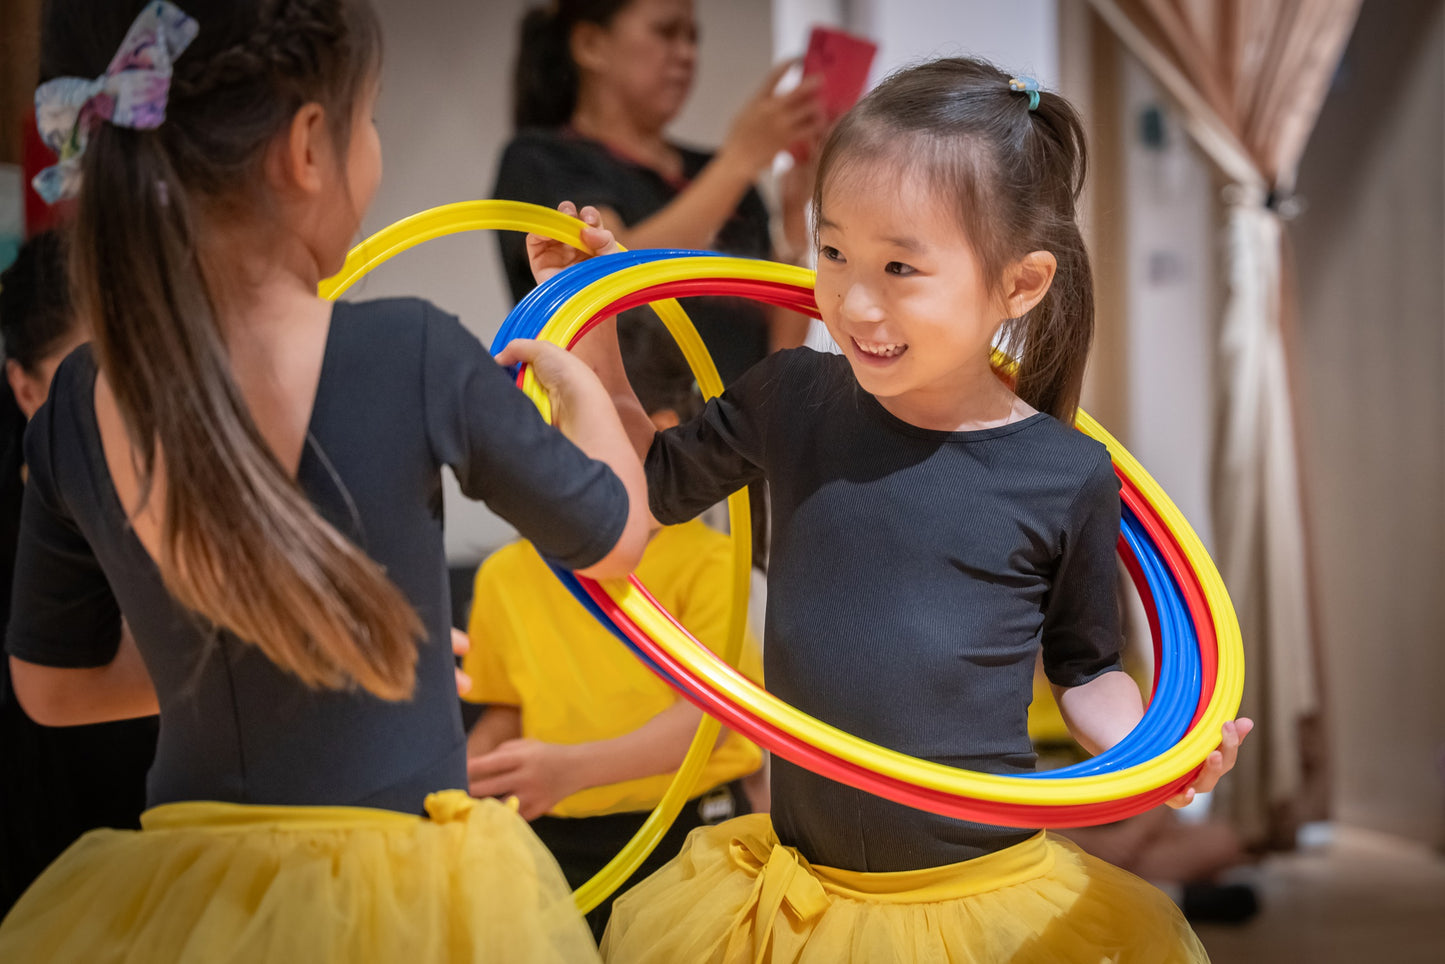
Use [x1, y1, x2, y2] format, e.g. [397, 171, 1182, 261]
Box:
[463, 316, 764, 940]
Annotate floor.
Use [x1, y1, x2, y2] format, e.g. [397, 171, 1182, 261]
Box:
[1193, 825, 1445, 963]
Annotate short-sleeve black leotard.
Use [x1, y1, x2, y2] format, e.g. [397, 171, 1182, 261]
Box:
[4, 299, 628, 814]
[645, 348, 1125, 872]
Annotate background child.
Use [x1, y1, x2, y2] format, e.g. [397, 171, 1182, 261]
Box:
[0, 232, 157, 918]
[0, 2, 647, 960]
[535, 57, 1251, 964]
[464, 315, 765, 941]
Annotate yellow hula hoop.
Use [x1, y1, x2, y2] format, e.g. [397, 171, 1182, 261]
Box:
[320, 201, 750, 913]
[527, 255, 1245, 806]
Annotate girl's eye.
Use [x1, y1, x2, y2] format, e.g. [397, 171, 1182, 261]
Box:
[885, 261, 916, 276]
[819, 245, 844, 263]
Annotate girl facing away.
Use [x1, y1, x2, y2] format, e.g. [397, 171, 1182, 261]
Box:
[534, 58, 1253, 963]
[0, 2, 649, 961]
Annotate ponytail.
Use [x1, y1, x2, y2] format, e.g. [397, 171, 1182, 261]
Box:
[1003, 221, 1093, 424]
[511, 0, 631, 130]
[1003, 89, 1093, 425]
[53, 0, 423, 701]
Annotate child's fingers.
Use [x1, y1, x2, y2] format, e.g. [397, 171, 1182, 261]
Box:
[1165, 787, 1197, 809]
[494, 338, 540, 368]
[580, 224, 621, 257]
[455, 668, 472, 696]
[451, 628, 470, 657]
[467, 750, 519, 782]
[468, 775, 517, 800]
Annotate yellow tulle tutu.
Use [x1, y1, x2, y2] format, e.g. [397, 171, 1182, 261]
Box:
[602, 813, 1208, 964]
[0, 790, 600, 963]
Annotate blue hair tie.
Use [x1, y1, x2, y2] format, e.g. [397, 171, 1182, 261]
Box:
[1009, 76, 1040, 112]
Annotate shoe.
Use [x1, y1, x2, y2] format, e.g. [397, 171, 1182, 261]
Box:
[1181, 882, 1260, 924]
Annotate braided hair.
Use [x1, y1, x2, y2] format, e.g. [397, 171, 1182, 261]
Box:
[38, 1, 427, 701]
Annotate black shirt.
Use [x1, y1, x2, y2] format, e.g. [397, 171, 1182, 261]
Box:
[0, 379, 156, 916]
[4, 299, 628, 814]
[493, 128, 774, 384]
[646, 349, 1124, 871]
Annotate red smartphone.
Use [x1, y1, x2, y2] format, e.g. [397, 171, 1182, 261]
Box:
[803, 25, 877, 121]
[791, 26, 877, 161]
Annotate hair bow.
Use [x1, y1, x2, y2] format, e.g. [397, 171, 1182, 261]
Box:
[32, 1, 198, 204]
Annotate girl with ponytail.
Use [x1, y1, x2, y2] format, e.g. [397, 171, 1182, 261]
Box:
[540, 58, 1251, 962]
[1, 2, 646, 959]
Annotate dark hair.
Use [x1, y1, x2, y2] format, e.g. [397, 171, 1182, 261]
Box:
[618, 314, 701, 421]
[512, 0, 632, 129]
[0, 232, 77, 373]
[41, 0, 425, 701]
[812, 58, 1094, 423]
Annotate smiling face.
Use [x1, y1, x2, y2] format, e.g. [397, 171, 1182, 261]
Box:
[814, 158, 1018, 430]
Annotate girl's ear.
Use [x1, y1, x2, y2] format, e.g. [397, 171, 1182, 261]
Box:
[1003, 250, 1058, 319]
[268, 102, 332, 196]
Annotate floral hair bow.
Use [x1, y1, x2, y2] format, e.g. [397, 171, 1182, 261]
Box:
[32, 1, 198, 204]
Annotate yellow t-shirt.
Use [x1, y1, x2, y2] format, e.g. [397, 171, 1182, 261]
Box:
[463, 519, 764, 818]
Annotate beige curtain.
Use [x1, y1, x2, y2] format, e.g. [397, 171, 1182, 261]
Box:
[1084, 0, 1360, 848]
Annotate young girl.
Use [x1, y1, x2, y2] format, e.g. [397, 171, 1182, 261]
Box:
[534, 58, 1252, 963]
[0, 2, 648, 961]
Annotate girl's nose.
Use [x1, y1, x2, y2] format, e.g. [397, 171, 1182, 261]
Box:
[839, 282, 884, 324]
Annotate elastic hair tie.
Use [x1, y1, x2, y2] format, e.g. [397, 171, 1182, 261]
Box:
[1009, 76, 1041, 112]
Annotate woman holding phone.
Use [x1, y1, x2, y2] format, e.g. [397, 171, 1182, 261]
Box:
[495, 0, 827, 384]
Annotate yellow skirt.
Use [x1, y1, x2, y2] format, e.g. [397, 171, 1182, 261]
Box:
[601, 813, 1208, 964]
[0, 790, 599, 963]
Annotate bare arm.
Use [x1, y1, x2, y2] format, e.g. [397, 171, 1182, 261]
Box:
[525, 205, 659, 462]
[9, 624, 158, 726]
[494, 337, 650, 578]
[467, 703, 522, 757]
[467, 699, 712, 821]
[1055, 672, 1255, 808]
[1052, 670, 1144, 758]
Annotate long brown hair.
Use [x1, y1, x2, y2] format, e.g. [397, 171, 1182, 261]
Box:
[813, 58, 1094, 423]
[43, 0, 423, 700]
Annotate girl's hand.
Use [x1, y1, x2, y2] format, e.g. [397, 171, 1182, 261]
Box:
[495, 337, 591, 397]
[1166, 718, 1255, 808]
[720, 60, 826, 176]
[451, 628, 471, 697]
[527, 201, 622, 286]
[467, 738, 579, 821]
[495, 338, 609, 439]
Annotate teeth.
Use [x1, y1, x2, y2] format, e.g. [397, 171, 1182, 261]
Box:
[857, 340, 904, 356]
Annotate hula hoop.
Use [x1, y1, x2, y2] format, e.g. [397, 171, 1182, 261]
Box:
[510, 252, 1243, 814]
[506, 275, 1209, 779]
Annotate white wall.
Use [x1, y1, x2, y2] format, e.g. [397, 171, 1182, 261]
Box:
[1118, 56, 1217, 552]
[361, 0, 773, 564]
[847, 0, 1057, 87]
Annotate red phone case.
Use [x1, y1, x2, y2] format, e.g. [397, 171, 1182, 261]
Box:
[803, 26, 877, 122]
[791, 26, 877, 162]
